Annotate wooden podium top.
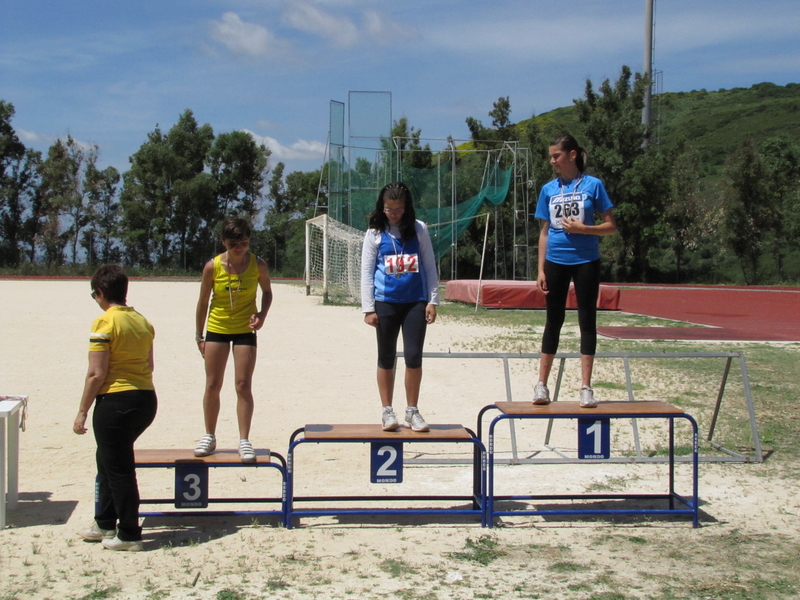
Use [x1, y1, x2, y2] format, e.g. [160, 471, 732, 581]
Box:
[302, 423, 473, 440]
[494, 401, 685, 416]
[135, 448, 272, 465]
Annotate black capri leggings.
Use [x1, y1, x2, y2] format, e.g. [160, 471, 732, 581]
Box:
[374, 300, 428, 370]
[541, 259, 601, 356]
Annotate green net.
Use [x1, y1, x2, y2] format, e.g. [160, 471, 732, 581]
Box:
[339, 153, 513, 261]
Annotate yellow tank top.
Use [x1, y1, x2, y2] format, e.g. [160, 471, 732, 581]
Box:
[206, 253, 260, 334]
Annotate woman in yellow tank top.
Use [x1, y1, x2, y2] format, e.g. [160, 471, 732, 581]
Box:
[194, 218, 273, 462]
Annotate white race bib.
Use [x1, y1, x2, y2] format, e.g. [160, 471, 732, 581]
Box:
[384, 253, 420, 275]
[549, 193, 585, 229]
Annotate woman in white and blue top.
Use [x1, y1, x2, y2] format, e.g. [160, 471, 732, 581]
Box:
[532, 134, 617, 408]
[361, 182, 440, 432]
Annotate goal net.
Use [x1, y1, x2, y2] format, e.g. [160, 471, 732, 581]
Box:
[305, 214, 364, 303]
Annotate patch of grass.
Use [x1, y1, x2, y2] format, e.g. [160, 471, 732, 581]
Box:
[449, 535, 507, 565]
[78, 587, 121, 600]
[548, 561, 589, 573]
[216, 589, 247, 600]
[379, 558, 417, 578]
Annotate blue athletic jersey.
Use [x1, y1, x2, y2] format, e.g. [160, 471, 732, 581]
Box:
[535, 174, 614, 265]
[372, 231, 427, 303]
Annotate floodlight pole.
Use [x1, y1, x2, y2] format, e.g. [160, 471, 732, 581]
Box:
[642, 0, 655, 147]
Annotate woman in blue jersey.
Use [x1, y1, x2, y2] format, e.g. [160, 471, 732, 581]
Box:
[361, 182, 440, 432]
[533, 134, 617, 408]
[74, 265, 157, 551]
[194, 218, 273, 462]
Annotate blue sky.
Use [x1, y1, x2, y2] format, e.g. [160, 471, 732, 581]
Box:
[2, 0, 798, 177]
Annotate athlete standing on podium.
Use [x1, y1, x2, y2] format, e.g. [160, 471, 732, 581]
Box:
[194, 218, 273, 462]
[361, 182, 440, 432]
[532, 134, 617, 408]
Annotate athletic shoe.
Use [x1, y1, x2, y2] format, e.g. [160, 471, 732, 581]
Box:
[102, 536, 143, 552]
[580, 386, 598, 408]
[382, 407, 399, 431]
[194, 434, 216, 457]
[405, 408, 430, 432]
[532, 382, 551, 405]
[239, 439, 256, 463]
[80, 522, 115, 542]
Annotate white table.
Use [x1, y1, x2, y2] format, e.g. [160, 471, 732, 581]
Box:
[0, 397, 26, 529]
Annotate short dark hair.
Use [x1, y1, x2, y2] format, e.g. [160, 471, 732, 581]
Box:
[551, 134, 589, 173]
[91, 265, 128, 305]
[367, 182, 418, 242]
[221, 218, 252, 242]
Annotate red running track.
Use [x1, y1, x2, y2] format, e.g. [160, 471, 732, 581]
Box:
[599, 285, 800, 342]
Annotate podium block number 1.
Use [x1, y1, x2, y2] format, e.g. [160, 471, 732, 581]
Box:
[175, 462, 209, 508]
[371, 442, 403, 483]
[578, 418, 610, 459]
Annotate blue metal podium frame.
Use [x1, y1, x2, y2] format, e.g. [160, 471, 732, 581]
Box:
[286, 424, 487, 529]
[480, 402, 699, 528]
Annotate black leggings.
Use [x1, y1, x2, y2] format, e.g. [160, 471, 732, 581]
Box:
[93, 389, 157, 541]
[541, 259, 601, 356]
[374, 301, 427, 370]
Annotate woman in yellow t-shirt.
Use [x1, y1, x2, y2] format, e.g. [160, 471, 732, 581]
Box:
[73, 265, 157, 552]
[194, 218, 273, 462]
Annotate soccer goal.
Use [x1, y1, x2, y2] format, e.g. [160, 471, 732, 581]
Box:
[305, 214, 364, 303]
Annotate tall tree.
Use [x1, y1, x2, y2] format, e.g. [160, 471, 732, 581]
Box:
[120, 110, 214, 268]
[207, 130, 271, 219]
[722, 138, 769, 284]
[263, 162, 288, 272]
[82, 162, 121, 265]
[0, 100, 42, 266]
[759, 137, 800, 280]
[574, 65, 653, 280]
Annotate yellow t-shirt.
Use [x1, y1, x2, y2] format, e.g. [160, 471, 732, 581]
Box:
[206, 253, 260, 334]
[89, 306, 155, 394]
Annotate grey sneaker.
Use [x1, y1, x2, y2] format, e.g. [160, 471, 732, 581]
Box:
[532, 382, 551, 405]
[80, 521, 115, 542]
[580, 386, 598, 408]
[102, 536, 143, 552]
[382, 407, 399, 431]
[194, 434, 216, 457]
[405, 408, 430, 432]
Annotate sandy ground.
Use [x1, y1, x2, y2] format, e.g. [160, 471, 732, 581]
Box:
[1, 280, 798, 600]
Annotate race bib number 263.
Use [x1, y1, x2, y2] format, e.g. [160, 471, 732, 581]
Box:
[549, 193, 585, 229]
[385, 253, 420, 275]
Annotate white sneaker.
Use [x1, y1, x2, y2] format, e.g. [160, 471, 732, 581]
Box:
[405, 408, 429, 432]
[580, 386, 598, 408]
[382, 407, 399, 431]
[532, 382, 550, 405]
[102, 536, 143, 552]
[239, 439, 256, 463]
[80, 521, 115, 542]
[194, 434, 216, 457]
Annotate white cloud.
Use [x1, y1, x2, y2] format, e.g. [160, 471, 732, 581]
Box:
[243, 130, 326, 161]
[16, 128, 49, 144]
[282, 2, 359, 47]
[362, 10, 419, 43]
[209, 12, 292, 58]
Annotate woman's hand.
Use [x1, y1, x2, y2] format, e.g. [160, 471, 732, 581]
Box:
[561, 217, 585, 234]
[197, 340, 205, 358]
[73, 411, 88, 435]
[537, 271, 548, 295]
[364, 312, 379, 327]
[425, 304, 437, 324]
[249, 312, 267, 331]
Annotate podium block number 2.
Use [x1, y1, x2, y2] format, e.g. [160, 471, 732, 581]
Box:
[578, 418, 610, 459]
[175, 462, 209, 508]
[371, 442, 403, 483]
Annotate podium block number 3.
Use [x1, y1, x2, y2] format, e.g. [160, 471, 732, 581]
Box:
[175, 462, 209, 508]
[371, 442, 403, 484]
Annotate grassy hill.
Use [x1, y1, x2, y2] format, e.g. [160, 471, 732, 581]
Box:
[521, 81, 800, 178]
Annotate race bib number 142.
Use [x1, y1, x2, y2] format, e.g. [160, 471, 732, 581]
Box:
[385, 253, 420, 275]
